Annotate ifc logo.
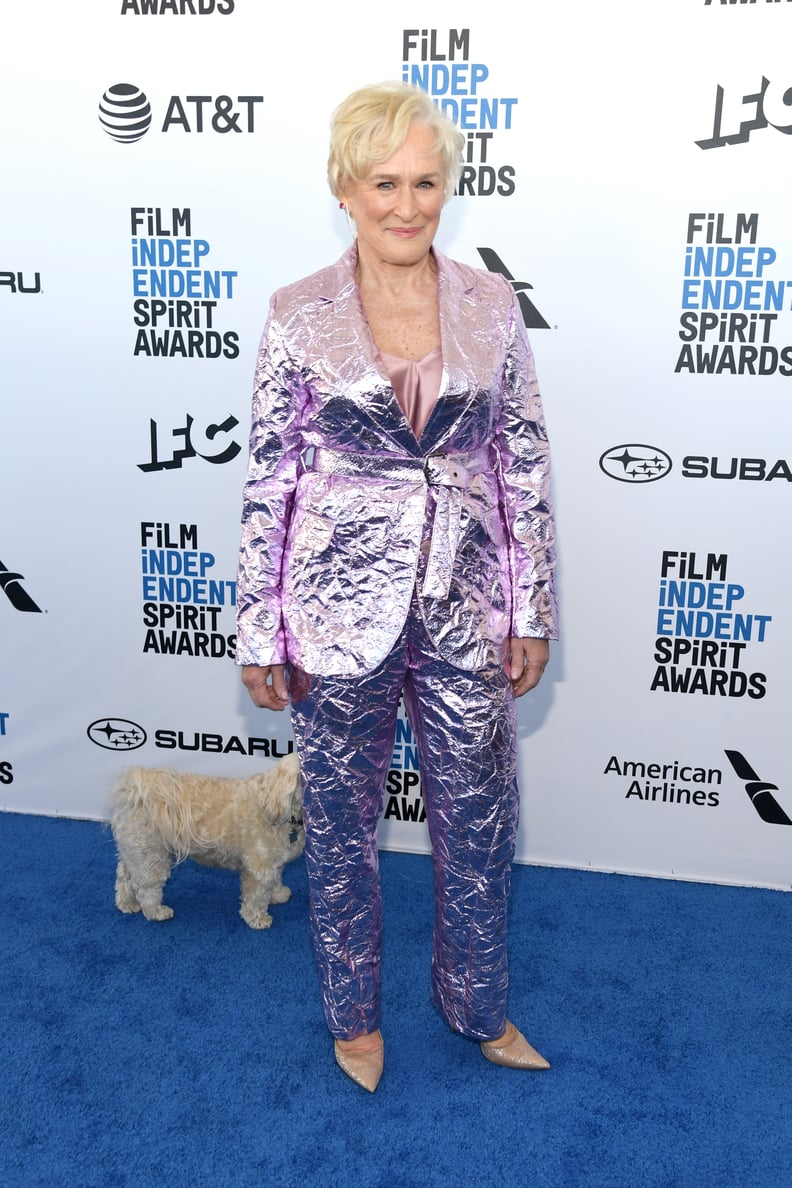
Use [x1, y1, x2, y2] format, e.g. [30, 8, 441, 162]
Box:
[599, 444, 672, 484]
[99, 83, 152, 143]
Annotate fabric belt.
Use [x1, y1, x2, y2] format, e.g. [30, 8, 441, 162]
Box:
[308, 446, 492, 598]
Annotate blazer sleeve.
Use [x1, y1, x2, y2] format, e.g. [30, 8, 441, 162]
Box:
[494, 286, 558, 640]
[235, 293, 306, 666]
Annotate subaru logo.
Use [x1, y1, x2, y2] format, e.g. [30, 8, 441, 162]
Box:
[599, 444, 672, 483]
[87, 719, 147, 751]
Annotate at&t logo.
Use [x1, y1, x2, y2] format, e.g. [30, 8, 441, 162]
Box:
[99, 84, 262, 142]
[599, 445, 673, 483]
[99, 84, 153, 143]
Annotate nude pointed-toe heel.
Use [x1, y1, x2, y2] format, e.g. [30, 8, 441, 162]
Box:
[480, 1022, 550, 1070]
[333, 1032, 384, 1092]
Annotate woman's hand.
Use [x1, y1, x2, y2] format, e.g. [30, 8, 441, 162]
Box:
[506, 638, 549, 697]
[241, 664, 289, 711]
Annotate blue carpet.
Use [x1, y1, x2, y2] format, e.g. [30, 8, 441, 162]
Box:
[0, 812, 790, 1188]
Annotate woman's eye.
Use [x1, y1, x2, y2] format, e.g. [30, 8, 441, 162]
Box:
[418, 180, 436, 189]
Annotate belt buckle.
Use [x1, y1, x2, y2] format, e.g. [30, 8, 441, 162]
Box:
[425, 453, 466, 488]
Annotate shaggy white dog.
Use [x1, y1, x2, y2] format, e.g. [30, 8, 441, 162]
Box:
[110, 752, 304, 929]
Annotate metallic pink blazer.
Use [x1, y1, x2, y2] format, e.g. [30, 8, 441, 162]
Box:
[236, 246, 557, 678]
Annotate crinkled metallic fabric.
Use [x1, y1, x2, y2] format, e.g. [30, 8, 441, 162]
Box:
[290, 601, 518, 1042]
[236, 244, 557, 1042]
[236, 245, 557, 678]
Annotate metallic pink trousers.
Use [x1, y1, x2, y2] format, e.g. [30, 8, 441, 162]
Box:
[289, 602, 519, 1043]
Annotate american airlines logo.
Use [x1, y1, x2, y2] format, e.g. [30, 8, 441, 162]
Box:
[0, 560, 43, 613]
[725, 750, 791, 826]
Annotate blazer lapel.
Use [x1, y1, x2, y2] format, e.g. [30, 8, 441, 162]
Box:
[310, 247, 490, 459]
[314, 247, 423, 456]
[418, 251, 483, 455]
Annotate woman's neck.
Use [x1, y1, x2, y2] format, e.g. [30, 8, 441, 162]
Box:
[354, 243, 438, 298]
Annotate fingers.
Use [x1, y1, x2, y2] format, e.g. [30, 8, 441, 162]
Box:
[512, 660, 545, 697]
[507, 639, 549, 698]
[241, 664, 289, 711]
[270, 665, 288, 704]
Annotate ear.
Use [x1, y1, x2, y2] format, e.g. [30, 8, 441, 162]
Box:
[258, 754, 301, 824]
[337, 189, 355, 226]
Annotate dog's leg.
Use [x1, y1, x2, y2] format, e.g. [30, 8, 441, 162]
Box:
[114, 859, 141, 913]
[137, 894, 175, 922]
[117, 843, 175, 921]
[270, 827, 305, 902]
[239, 869, 275, 929]
[288, 827, 306, 861]
[270, 828, 306, 904]
[270, 872, 292, 904]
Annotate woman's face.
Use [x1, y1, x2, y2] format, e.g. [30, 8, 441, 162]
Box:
[340, 121, 446, 270]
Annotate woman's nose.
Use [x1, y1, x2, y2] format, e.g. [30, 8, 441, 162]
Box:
[394, 186, 417, 220]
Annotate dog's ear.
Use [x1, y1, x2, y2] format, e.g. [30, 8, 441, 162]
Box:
[257, 752, 301, 824]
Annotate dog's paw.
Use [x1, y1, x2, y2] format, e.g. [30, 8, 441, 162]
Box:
[240, 907, 273, 929]
[271, 884, 292, 904]
[115, 900, 143, 914]
[142, 905, 174, 921]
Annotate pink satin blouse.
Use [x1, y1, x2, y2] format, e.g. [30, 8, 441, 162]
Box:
[380, 346, 442, 441]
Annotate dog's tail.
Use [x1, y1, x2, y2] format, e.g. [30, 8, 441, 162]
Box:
[109, 767, 208, 861]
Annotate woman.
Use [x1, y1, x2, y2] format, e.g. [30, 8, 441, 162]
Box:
[236, 81, 557, 1092]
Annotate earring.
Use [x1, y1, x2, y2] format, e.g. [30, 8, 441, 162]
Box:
[340, 202, 355, 238]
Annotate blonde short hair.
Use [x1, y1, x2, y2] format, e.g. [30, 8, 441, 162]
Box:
[327, 81, 464, 200]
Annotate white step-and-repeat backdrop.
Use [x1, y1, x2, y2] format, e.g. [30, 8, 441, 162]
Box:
[3, 1, 791, 889]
